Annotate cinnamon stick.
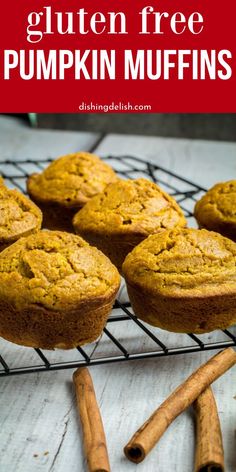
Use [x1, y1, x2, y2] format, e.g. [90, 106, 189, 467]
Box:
[194, 387, 224, 472]
[73, 367, 110, 472]
[124, 347, 236, 463]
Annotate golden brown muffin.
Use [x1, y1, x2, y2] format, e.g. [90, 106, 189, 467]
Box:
[0, 231, 120, 349]
[194, 180, 236, 242]
[0, 183, 42, 252]
[122, 228, 236, 334]
[73, 178, 186, 272]
[27, 152, 118, 232]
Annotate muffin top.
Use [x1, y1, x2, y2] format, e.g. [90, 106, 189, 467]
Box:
[27, 152, 118, 208]
[122, 228, 236, 297]
[194, 180, 236, 228]
[0, 184, 42, 245]
[73, 178, 186, 237]
[0, 231, 120, 311]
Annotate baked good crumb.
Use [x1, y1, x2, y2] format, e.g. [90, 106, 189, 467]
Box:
[0, 181, 42, 251]
[73, 178, 186, 272]
[194, 180, 236, 242]
[27, 152, 118, 231]
[0, 230, 120, 349]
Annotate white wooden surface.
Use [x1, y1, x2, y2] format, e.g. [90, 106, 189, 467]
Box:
[0, 120, 236, 472]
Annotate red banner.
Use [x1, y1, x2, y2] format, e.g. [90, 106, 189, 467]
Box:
[0, 0, 235, 112]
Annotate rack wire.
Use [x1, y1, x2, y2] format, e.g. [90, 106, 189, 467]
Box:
[0, 155, 235, 377]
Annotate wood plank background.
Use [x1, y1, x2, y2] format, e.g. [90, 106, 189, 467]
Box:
[0, 117, 236, 472]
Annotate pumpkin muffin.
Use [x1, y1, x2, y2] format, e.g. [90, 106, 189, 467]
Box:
[0, 182, 42, 252]
[0, 231, 120, 349]
[122, 228, 236, 334]
[194, 180, 236, 242]
[27, 152, 118, 232]
[73, 178, 186, 272]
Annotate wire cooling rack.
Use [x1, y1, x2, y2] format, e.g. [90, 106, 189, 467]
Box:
[0, 155, 235, 377]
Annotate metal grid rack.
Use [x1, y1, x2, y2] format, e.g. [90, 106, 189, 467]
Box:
[0, 155, 235, 377]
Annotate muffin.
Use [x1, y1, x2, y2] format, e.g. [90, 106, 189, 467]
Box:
[0, 182, 42, 252]
[27, 152, 118, 232]
[73, 178, 186, 272]
[0, 231, 120, 349]
[122, 228, 236, 334]
[194, 180, 236, 242]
